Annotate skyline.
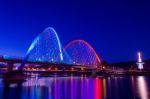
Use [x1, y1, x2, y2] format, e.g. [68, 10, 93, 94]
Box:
[0, 1, 149, 63]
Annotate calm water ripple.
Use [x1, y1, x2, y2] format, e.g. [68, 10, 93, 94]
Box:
[0, 75, 150, 99]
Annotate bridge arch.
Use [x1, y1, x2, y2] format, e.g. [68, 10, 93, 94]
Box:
[20, 27, 72, 69]
[65, 39, 102, 67]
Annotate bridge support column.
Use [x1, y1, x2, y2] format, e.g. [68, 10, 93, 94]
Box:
[7, 62, 14, 72]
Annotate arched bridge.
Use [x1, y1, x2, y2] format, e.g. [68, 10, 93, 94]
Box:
[0, 27, 103, 73]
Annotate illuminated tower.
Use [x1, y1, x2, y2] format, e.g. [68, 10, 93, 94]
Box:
[136, 52, 144, 70]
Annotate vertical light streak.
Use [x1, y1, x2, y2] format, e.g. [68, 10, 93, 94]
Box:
[102, 79, 107, 98]
[137, 76, 148, 99]
[95, 78, 102, 99]
[137, 52, 144, 70]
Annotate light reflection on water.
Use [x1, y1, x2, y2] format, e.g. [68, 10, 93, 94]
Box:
[137, 76, 148, 99]
[0, 76, 150, 99]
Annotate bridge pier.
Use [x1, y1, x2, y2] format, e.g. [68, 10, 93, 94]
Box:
[2, 61, 25, 83]
[7, 62, 14, 72]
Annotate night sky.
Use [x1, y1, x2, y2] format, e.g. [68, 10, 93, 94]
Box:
[0, 0, 149, 63]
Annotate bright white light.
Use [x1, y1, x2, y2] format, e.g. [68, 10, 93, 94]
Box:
[137, 52, 144, 70]
[138, 64, 143, 70]
[138, 52, 142, 62]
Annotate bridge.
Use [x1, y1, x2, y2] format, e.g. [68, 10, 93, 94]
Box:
[0, 27, 103, 74]
[0, 57, 100, 72]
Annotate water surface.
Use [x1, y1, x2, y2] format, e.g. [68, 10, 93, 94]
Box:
[0, 75, 150, 99]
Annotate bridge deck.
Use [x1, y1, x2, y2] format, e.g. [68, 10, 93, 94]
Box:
[0, 58, 99, 70]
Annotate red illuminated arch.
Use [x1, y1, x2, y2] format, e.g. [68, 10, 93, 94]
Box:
[65, 39, 102, 65]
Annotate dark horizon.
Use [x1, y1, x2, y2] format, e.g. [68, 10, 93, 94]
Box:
[0, 0, 149, 63]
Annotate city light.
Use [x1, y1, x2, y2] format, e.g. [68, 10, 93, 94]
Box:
[137, 52, 144, 70]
